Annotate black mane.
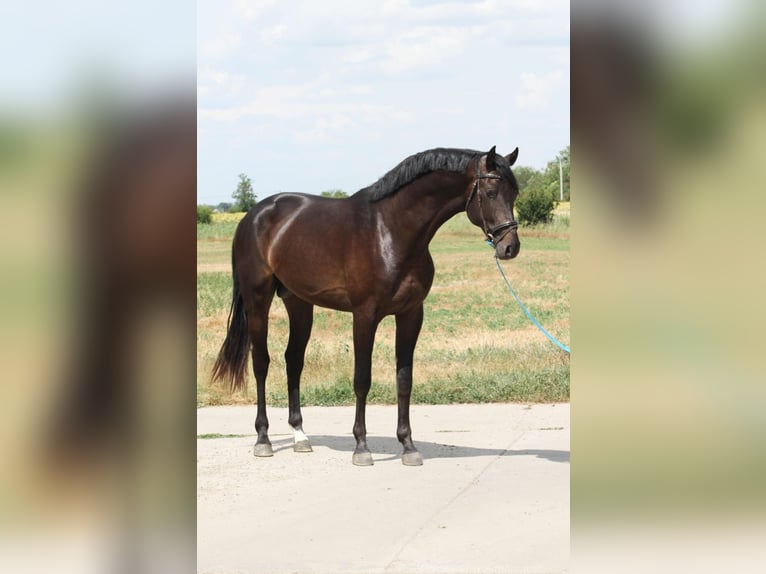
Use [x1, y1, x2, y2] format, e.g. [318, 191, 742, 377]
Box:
[354, 148, 481, 202]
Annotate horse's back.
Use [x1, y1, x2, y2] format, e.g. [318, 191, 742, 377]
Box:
[233, 193, 369, 310]
[241, 192, 362, 249]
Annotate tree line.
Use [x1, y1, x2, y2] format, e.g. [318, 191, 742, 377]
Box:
[514, 145, 569, 225]
[198, 146, 569, 225]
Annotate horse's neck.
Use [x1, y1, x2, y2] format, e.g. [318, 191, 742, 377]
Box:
[377, 172, 468, 251]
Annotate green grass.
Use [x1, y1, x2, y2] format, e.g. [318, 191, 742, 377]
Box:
[197, 209, 569, 407]
[196, 213, 241, 241]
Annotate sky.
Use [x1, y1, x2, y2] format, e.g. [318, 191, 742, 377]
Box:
[197, 0, 570, 205]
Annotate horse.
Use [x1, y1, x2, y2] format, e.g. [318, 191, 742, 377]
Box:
[212, 146, 520, 466]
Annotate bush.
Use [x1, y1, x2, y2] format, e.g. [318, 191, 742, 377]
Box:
[197, 205, 213, 224]
[516, 185, 557, 225]
[320, 189, 348, 198]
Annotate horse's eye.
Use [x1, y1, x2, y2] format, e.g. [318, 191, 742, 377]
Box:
[486, 190, 498, 199]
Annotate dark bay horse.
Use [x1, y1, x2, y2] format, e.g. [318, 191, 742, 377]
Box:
[212, 146, 520, 465]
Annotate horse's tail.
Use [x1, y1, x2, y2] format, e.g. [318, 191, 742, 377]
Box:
[211, 256, 250, 392]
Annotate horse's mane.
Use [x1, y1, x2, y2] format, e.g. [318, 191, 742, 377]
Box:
[354, 148, 482, 202]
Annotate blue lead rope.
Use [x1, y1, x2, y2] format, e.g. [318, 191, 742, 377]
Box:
[494, 255, 571, 354]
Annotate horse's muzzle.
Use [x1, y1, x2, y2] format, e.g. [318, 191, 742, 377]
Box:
[496, 237, 520, 260]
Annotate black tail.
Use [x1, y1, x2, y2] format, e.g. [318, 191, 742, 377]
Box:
[211, 258, 250, 391]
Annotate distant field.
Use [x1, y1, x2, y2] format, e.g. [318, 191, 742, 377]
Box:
[197, 203, 569, 406]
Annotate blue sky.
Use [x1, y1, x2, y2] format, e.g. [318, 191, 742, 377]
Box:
[197, 0, 570, 205]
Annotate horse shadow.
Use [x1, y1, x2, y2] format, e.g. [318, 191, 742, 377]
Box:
[270, 434, 569, 464]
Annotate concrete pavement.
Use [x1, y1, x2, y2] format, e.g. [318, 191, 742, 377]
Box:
[197, 403, 569, 573]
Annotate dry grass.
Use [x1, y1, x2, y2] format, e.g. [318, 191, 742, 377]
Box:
[197, 211, 569, 406]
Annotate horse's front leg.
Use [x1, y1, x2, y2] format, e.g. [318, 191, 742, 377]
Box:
[351, 311, 379, 466]
[395, 305, 424, 466]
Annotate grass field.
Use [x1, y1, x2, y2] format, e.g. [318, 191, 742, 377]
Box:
[197, 203, 569, 406]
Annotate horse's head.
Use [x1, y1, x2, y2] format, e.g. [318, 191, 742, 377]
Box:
[465, 146, 521, 260]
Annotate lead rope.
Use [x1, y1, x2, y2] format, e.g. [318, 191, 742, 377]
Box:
[494, 255, 571, 354]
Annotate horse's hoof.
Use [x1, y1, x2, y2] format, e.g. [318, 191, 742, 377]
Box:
[402, 451, 423, 466]
[293, 440, 313, 453]
[352, 451, 374, 466]
[253, 442, 273, 457]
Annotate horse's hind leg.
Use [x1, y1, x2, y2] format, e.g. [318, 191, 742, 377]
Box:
[351, 310, 379, 466]
[283, 293, 314, 453]
[245, 278, 276, 457]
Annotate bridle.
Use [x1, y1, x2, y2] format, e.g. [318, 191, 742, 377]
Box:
[465, 157, 518, 246]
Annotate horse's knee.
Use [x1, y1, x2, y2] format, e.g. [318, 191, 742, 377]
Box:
[284, 353, 305, 381]
[353, 372, 372, 396]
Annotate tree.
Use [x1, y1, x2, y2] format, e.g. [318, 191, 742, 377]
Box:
[511, 145, 569, 225]
[232, 173, 257, 212]
[516, 181, 557, 225]
[512, 166, 539, 191]
[197, 205, 213, 224]
[320, 189, 348, 198]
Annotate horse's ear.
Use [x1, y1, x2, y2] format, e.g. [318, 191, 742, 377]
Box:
[505, 147, 519, 166]
[486, 145, 497, 169]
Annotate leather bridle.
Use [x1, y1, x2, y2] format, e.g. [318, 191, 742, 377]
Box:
[465, 157, 518, 246]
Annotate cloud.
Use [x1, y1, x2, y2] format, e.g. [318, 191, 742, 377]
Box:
[350, 84, 373, 95]
[199, 31, 241, 60]
[198, 83, 311, 121]
[198, 82, 405, 128]
[342, 47, 372, 64]
[514, 70, 567, 111]
[197, 66, 246, 99]
[295, 114, 356, 143]
[260, 24, 288, 45]
[381, 26, 474, 74]
[233, 0, 278, 20]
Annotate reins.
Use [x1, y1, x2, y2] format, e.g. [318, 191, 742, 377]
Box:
[467, 156, 570, 354]
[494, 255, 570, 354]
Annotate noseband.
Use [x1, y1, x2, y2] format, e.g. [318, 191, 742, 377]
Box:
[465, 159, 518, 246]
